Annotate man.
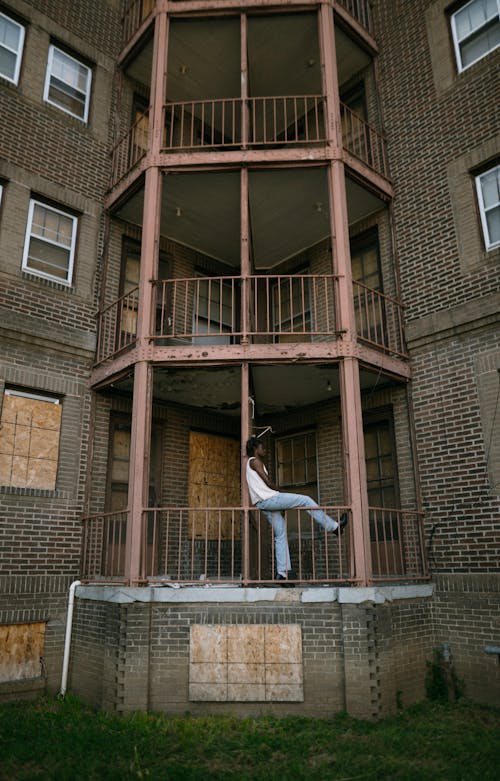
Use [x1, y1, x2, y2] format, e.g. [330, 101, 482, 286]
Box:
[245, 436, 348, 582]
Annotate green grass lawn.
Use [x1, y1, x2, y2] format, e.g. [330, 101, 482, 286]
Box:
[0, 696, 499, 781]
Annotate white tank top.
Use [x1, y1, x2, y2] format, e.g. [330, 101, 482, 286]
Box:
[246, 457, 279, 505]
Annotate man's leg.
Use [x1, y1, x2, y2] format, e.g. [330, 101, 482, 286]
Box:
[275, 492, 338, 532]
[261, 510, 291, 578]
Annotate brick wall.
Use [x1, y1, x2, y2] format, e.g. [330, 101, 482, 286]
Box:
[69, 588, 440, 718]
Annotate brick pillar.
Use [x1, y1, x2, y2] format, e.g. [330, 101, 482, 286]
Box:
[114, 604, 152, 713]
[341, 603, 381, 719]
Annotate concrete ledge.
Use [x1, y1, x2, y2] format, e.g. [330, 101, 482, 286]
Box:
[76, 583, 434, 604]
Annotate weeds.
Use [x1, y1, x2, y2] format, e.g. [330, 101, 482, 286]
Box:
[0, 697, 499, 781]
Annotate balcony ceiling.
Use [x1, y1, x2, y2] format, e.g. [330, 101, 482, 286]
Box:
[115, 170, 383, 267]
[114, 364, 393, 416]
[125, 15, 368, 97]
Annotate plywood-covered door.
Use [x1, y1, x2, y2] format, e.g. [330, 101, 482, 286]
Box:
[188, 431, 240, 539]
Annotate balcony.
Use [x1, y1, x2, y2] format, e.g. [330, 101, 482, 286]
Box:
[80, 505, 427, 585]
[109, 99, 388, 190]
[94, 275, 406, 365]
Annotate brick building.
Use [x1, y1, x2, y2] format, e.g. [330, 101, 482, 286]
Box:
[0, 0, 498, 717]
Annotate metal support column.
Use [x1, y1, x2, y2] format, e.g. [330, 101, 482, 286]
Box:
[241, 362, 250, 584]
[321, 2, 372, 584]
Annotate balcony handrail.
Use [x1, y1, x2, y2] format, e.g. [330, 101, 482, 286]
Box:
[336, 0, 373, 33]
[92, 275, 406, 357]
[163, 94, 326, 150]
[110, 108, 150, 188]
[352, 279, 403, 308]
[122, 0, 155, 46]
[95, 285, 140, 365]
[80, 504, 427, 584]
[340, 101, 389, 179]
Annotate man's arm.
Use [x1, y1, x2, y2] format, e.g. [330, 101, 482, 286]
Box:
[250, 458, 280, 491]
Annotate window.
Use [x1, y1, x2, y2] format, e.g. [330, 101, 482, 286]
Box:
[276, 431, 317, 489]
[476, 164, 500, 249]
[451, 0, 500, 72]
[0, 388, 62, 490]
[0, 12, 25, 85]
[363, 417, 398, 509]
[44, 45, 92, 122]
[22, 199, 78, 285]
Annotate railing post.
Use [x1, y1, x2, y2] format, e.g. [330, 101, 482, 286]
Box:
[241, 362, 250, 584]
[241, 15, 249, 149]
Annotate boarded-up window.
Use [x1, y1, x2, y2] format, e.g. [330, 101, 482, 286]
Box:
[0, 389, 62, 489]
[0, 622, 45, 682]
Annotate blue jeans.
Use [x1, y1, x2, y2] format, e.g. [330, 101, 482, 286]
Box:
[256, 493, 338, 577]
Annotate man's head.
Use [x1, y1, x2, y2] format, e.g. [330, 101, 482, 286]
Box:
[246, 436, 264, 457]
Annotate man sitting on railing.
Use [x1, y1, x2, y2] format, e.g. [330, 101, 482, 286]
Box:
[245, 436, 348, 583]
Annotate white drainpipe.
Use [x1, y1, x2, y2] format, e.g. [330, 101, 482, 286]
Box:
[59, 580, 81, 697]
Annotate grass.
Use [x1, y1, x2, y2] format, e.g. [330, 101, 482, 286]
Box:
[0, 696, 499, 780]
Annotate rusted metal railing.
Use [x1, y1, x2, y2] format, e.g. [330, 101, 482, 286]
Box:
[80, 505, 427, 584]
[352, 281, 407, 357]
[152, 276, 240, 344]
[340, 102, 388, 179]
[336, 0, 373, 32]
[81, 511, 128, 581]
[95, 286, 139, 364]
[151, 274, 339, 344]
[162, 95, 326, 150]
[122, 0, 155, 46]
[369, 507, 428, 581]
[110, 108, 149, 188]
[142, 507, 242, 583]
[250, 274, 338, 342]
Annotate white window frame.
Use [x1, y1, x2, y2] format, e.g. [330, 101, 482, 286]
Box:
[22, 198, 78, 285]
[43, 44, 92, 123]
[0, 11, 25, 86]
[451, 0, 500, 72]
[476, 164, 500, 250]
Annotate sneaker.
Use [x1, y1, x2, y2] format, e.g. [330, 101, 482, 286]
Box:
[332, 512, 348, 536]
[276, 574, 295, 587]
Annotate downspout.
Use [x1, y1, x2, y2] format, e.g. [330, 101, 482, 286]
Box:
[59, 580, 81, 697]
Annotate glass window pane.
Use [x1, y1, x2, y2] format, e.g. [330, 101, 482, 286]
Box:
[461, 20, 500, 66]
[0, 15, 20, 49]
[0, 47, 15, 79]
[480, 167, 500, 208]
[486, 208, 500, 245]
[27, 238, 70, 279]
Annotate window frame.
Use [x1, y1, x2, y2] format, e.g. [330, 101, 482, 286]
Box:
[450, 0, 500, 73]
[43, 44, 92, 123]
[0, 11, 25, 86]
[475, 163, 500, 250]
[22, 198, 78, 286]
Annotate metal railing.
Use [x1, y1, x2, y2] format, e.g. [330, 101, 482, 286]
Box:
[162, 95, 326, 150]
[110, 108, 149, 188]
[122, 0, 155, 46]
[353, 281, 407, 357]
[81, 510, 128, 581]
[340, 102, 389, 179]
[151, 274, 339, 345]
[80, 505, 427, 584]
[95, 286, 139, 365]
[336, 0, 373, 32]
[250, 274, 337, 342]
[95, 276, 406, 361]
[369, 507, 428, 581]
[153, 275, 240, 344]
